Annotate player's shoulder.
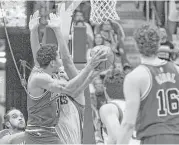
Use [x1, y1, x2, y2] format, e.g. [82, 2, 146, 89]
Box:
[0, 129, 11, 139]
[30, 71, 52, 84]
[173, 62, 179, 73]
[110, 100, 126, 111]
[125, 65, 150, 83]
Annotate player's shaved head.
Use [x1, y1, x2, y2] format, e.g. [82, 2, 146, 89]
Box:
[134, 23, 160, 57]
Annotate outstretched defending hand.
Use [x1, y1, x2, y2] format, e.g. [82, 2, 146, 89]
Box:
[29, 10, 40, 31]
[47, 13, 61, 30]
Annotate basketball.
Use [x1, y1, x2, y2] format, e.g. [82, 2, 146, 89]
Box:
[90, 45, 115, 70]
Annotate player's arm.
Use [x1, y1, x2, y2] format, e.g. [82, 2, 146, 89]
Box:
[0, 132, 25, 144]
[73, 70, 101, 98]
[35, 68, 88, 97]
[29, 11, 40, 66]
[35, 51, 106, 100]
[35, 73, 72, 95]
[54, 27, 78, 79]
[99, 104, 122, 144]
[117, 70, 141, 144]
[48, 13, 78, 79]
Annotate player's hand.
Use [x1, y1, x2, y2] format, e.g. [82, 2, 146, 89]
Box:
[29, 10, 40, 31]
[88, 48, 107, 70]
[47, 13, 61, 30]
[90, 69, 102, 79]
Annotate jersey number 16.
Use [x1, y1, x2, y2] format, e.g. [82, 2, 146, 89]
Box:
[157, 88, 179, 116]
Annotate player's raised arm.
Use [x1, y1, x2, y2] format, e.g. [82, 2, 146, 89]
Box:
[34, 48, 107, 101]
[29, 10, 40, 66]
[48, 13, 78, 79]
[117, 69, 141, 144]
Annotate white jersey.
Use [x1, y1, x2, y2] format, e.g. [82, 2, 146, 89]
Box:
[52, 74, 84, 144]
[101, 99, 140, 145]
[55, 94, 84, 144]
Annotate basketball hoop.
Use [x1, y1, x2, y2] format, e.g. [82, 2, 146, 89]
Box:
[90, 0, 120, 24]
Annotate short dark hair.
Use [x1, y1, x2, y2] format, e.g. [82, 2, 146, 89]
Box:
[36, 44, 58, 69]
[134, 23, 160, 57]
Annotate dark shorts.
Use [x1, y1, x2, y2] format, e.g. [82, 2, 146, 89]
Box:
[141, 134, 179, 144]
[24, 129, 62, 144]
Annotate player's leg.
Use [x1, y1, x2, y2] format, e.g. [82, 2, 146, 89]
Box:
[99, 103, 121, 144]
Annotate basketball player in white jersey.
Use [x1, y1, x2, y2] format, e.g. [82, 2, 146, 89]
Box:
[47, 13, 108, 144]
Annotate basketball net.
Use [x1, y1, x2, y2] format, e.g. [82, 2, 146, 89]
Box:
[90, 0, 120, 24]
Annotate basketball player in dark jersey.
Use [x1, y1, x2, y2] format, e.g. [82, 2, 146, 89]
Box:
[117, 23, 179, 144]
[25, 11, 108, 144]
[0, 108, 25, 144]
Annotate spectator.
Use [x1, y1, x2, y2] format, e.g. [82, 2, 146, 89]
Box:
[79, 1, 91, 23]
[90, 75, 106, 144]
[87, 33, 104, 62]
[99, 21, 118, 44]
[71, 10, 94, 57]
[94, 20, 125, 41]
[158, 27, 175, 61]
[143, 1, 153, 19]
[123, 63, 133, 75]
[109, 20, 125, 41]
[73, 14, 94, 57]
[94, 33, 104, 46]
[73, 10, 94, 41]
[93, 76, 106, 110]
[94, 20, 126, 64]
[168, 0, 179, 39]
[142, 1, 164, 27]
